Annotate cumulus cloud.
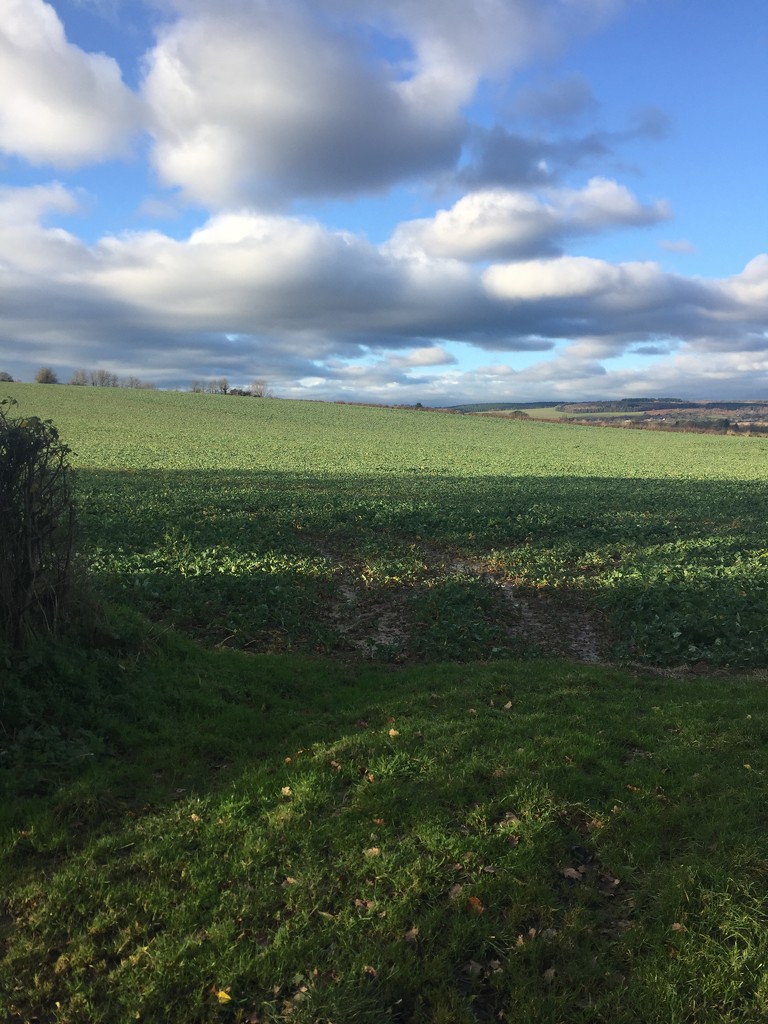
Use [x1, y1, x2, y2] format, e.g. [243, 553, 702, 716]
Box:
[0, 181, 79, 225]
[390, 178, 670, 261]
[484, 255, 662, 303]
[0, 0, 143, 166]
[142, 1, 463, 206]
[0, 182, 91, 275]
[91, 211, 480, 343]
[141, 0, 631, 206]
[480, 254, 734, 349]
[335, 0, 623, 98]
[719, 255, 768, 310]
[1, 181, 767, 401]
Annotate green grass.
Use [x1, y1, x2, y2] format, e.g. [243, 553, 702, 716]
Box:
[2, 622, 768, 1023]
[3, 385, 768, 1022]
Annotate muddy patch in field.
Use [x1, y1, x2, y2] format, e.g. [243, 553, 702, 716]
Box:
[319, 540, 610, 663]
[448, 556, 608, 663]
[326, 582, 412, 659]
[499, 586, 607, 663]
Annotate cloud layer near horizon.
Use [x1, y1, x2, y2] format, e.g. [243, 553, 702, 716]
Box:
[0, 0, 766, 402]
[1, 181, 766, 400]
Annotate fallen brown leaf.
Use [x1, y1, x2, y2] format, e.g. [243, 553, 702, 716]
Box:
[466, 896, 485, 914]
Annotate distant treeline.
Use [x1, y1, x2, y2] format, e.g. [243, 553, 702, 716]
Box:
[560, 415, 768, 436]
[5, 366, 159, 388]
[560, 398, 694, 413]
[4, 368, 274, 397]
[560, 398, 768, 414]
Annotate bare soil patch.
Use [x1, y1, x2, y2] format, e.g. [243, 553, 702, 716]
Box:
[318, 540, 611, 663]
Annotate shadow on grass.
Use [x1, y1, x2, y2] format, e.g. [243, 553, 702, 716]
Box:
[3, 630, 768, 1023]
[74, 468, 768, 667]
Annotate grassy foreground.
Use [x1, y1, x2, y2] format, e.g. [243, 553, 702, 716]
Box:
[2, 386, 768, 1021]
[2, 616, 768, 1023]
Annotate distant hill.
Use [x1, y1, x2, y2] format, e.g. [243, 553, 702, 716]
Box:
[452, 398, 767, 415]
[449, 401, 562, 413]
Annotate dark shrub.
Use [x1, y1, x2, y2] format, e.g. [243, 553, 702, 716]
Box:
[0, 399, 76, 642]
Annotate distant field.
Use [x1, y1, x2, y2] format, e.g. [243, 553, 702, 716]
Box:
[479, 407, 645, 420]
[6, 383, 768, 666]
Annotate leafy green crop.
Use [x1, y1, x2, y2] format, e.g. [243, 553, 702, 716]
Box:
[6, 384, 768, 666]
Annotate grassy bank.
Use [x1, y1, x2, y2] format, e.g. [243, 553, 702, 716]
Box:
[2, 619, 768, 1023]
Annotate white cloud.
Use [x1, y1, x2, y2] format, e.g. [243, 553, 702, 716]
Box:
[391, 178, 670, 261]
[0, 181, 79, 225]
[719, 254, 768, 310]
[1, 182, 767, 402]
[0, 0, 143, 166]
[0, 182, 91, 274]
[141, 0, 629, 206]
[142, 1, 462, 206]
[390, 346, 457, 368]
[483, 255, 652, 302]
[336, 0, 622, 102]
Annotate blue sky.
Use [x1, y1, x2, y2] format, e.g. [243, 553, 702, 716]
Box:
[0, 0, 766, 403]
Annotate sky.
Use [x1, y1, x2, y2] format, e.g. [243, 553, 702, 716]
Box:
[0, 0, 766, 404]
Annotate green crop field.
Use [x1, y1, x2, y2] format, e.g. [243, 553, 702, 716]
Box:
[3, 385, 768, 1024]
[5, 383, 768, 667]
